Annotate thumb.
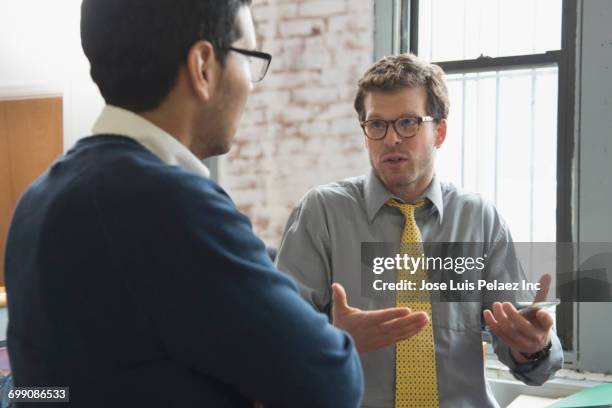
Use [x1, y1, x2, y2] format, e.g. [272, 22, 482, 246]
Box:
[533, 273, 552, 303]
[331, 283, 349, 311]
[536, 308, 554, 331]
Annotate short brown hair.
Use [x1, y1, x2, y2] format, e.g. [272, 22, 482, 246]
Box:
[354, 53, 450, 122]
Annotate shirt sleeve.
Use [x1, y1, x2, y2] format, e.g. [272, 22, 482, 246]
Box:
[276, 190, 334, 316]
[493, 328, 564, 385]
[482, 213, 563, 385]
[103, 173, 363, 408]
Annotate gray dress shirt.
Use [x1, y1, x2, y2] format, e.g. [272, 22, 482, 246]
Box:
[276, 170, 563, 408]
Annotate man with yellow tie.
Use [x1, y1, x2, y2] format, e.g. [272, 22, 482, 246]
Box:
[276, 53, 563, 407]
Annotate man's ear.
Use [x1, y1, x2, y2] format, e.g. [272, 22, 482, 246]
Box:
[434, 118, 447, 148]
[361, 119, 369, 149]
[185, 40, 217, 102]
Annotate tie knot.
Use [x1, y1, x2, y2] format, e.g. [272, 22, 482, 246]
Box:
[386, 198, 428, 216]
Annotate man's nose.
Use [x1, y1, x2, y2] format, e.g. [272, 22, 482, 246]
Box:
[383, 125, 402, 147]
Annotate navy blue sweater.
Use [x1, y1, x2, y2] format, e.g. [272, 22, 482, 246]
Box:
[5, 135, 363, 407]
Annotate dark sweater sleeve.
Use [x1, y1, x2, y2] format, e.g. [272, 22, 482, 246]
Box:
[95, 171, 363, 407]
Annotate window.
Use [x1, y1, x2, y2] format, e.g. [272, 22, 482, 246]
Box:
[441, 68, 558, 242]
[417, 0, 562, 62]
[375, 0, 577, 360]
[413, 0, 567, 243]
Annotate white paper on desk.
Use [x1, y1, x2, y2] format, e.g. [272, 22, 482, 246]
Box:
[507, 394, 560, 408]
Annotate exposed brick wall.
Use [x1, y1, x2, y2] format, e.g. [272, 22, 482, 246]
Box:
[219, 0, 374, 246]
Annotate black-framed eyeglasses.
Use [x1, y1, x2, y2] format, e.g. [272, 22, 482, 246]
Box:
[227, 47, 272, 83]
[360, 116, 436, 140]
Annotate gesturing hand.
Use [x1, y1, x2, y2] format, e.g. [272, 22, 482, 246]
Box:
[331, 283, 429, 353]
[483, 274, 554, 363]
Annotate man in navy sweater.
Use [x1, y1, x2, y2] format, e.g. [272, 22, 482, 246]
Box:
[3, 0, 363, 406]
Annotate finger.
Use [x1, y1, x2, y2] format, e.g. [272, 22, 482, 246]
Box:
[365, 306, 411, 325]
[380, 311, 429, 333]
[390, 315, 430, 342]
[502, 302, 539, 341]
[483, 309, 497, 328]
[485, 312, 525, 351]
[362, 315, 427, 351]
[492, 302, 517, 336]
[492, 302, 509, 324]
[495, 303, 543, 351]
[392, 323, 429, 342]
[533, 273, 552, 303]
[483, 311, 507, 343]
[331, 283, 349, 311]
[535, 308, 554, 331]
[485, 308, 526, 349]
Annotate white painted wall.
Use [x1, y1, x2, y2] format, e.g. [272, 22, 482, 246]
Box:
[576, 0, 612, 374]
[0, 0, 104, 341]
[0, 0, 104, 150]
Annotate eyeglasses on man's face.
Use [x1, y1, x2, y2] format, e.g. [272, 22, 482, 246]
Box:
[360, 116, 436, 140]
[227, 47, 272, 83]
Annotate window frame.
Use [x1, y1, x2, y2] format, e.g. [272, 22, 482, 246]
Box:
[376, 0, 578, 363]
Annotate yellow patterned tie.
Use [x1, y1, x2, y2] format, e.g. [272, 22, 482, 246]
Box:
[387, 198, 439, 408]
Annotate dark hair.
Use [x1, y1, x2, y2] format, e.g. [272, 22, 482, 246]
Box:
[354, 53, 449, 122]
[81, 0, 252, 113]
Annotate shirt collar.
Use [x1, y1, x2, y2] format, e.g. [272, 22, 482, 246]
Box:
[364, 169, 444, 223]
[91, 105, 210, 178]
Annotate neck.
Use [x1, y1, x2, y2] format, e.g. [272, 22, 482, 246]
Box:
[140, 107, 197, 156]
[388, 172, 434, 202]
